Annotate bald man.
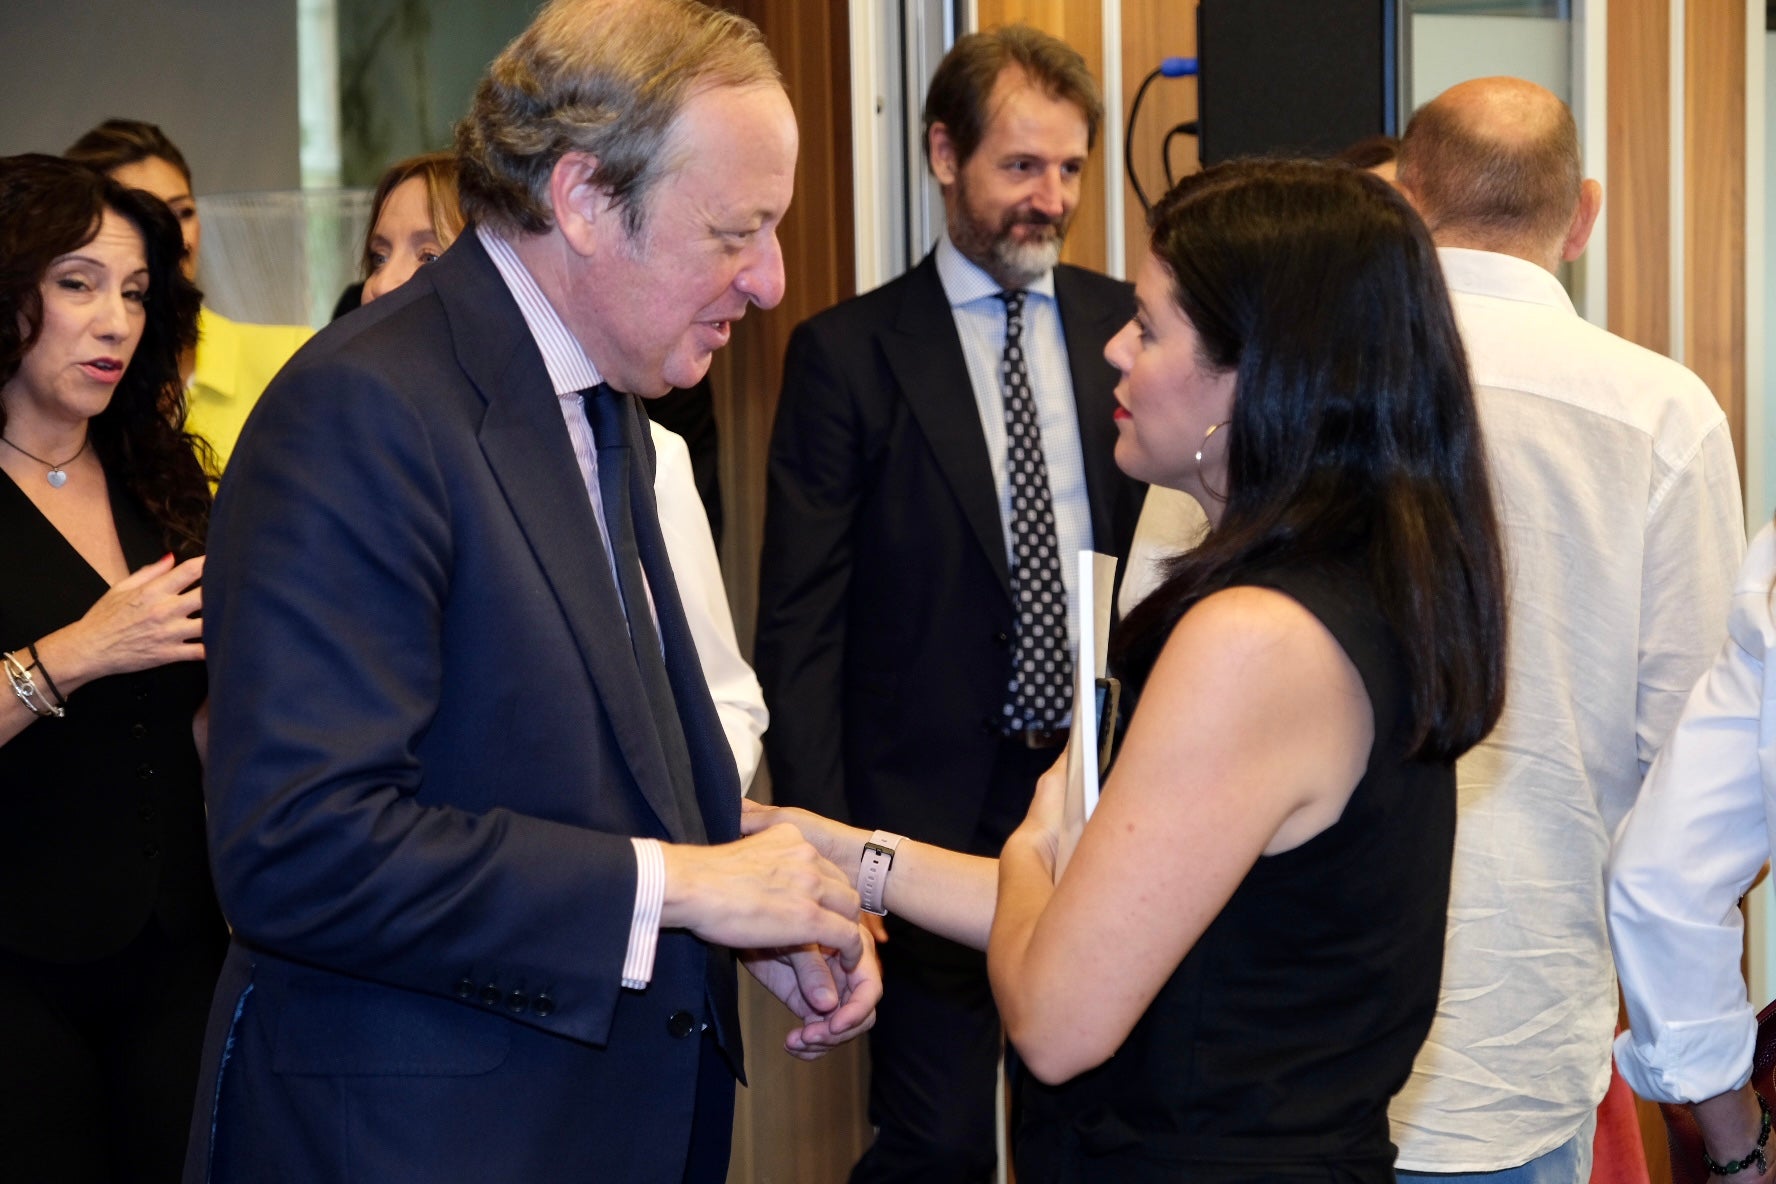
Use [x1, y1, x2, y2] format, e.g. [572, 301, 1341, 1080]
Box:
[1388, 77, 1745, 1182]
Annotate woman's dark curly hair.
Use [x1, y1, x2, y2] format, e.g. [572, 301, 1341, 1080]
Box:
[0, 154, 212, 554]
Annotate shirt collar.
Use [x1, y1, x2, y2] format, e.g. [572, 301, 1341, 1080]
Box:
[934, 232, 1056, 308]
[477, 224, 604, 396]
[1436, 246, 1576, 316]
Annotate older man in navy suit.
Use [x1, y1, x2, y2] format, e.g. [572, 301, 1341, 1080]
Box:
[183, 3, 878, 1182]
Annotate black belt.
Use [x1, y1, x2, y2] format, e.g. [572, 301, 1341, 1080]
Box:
[1006, 726, 1069, 750]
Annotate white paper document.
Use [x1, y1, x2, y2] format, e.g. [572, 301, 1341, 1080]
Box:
[1056, 550, 1118, 881]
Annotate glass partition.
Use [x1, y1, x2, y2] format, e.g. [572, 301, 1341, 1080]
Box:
[1399, 1, 1574, 125]
[1397, 0, 1590, 315]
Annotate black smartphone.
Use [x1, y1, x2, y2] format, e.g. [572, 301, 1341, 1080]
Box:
[1094, 676, 1121, 781]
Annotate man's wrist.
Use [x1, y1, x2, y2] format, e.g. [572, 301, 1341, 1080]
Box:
[656, 840, 704, 930]
[1699, 1088, 1772, 1178]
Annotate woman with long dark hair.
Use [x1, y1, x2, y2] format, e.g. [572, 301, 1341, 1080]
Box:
[65, 118, 312, 469]
[748, 158, 1508, 1181]
[0, 153, 224, 1182]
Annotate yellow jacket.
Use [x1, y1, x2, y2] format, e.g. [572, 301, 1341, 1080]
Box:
[187, 307, 312, 470]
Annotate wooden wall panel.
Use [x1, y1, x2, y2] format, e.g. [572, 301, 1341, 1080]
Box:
[712, 4, 868, 1183]
[1119, 2, 1200, 276]
[1685, 0, 1748, 464]
[1610, 3, 1746, 1179]
[976, 0, 1110, 273]
[716, 0, 855, 655]
[1607, 0, 1672, 356]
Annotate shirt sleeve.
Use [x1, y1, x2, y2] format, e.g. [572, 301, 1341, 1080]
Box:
[621, 837, 666, 989]
[1610, 528, 1776, 1103]
[1627, 421, 1744, 807]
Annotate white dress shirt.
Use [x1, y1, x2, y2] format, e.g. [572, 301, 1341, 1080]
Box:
[1389, 247, 1745, 1171]
[934, 234, 1093, 686]
[1611, 524, 1776, 1104]
[649, 422, 768, 790]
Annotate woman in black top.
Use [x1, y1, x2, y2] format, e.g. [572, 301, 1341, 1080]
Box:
[747, 159, 1508, 1181]
[0, 155, 221, 1183]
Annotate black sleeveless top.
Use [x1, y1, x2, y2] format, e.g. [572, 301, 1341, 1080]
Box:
[0, 469, 221, 964]
[1015, 564, 1456, 1183]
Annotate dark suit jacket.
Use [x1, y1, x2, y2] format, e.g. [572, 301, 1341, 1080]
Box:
[756, 254, 1144, 849]
[184, 231, 741, 1184]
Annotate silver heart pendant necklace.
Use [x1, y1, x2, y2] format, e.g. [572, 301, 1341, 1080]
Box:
[1, 433, 89, 487]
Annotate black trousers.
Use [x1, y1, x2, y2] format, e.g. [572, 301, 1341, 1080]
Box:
[0, 916, 227, 1184]
[850, 737, 1057, 1184]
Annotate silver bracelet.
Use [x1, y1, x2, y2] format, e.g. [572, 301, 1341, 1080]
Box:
[3, 651, 63, 719]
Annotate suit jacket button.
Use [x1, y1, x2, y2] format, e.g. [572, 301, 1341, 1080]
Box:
[993, 631, 1010, 647]
[479, 982, 502, 1007]
[532, 993, 556, 1018]
[136, 763, 155, 780]
[454, 978, 475, 1000]
[667, 1010, 697, 1039]
[505, 989, 528, 1013]
[979, 717, 996, 735]
[141, 843, 160, 859]
[131, 723, 148, 740]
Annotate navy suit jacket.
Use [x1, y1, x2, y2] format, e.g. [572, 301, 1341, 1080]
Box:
[756, 253, 1144, 849]
[184, 231, 741, 1184]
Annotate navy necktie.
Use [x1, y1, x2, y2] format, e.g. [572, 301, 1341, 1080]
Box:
[584, 385, 704, 840]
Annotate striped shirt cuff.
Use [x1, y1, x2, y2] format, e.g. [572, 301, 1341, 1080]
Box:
[622, 837, 665, 989]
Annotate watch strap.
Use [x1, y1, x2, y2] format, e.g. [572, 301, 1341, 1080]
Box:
[858, 830, 904, 916]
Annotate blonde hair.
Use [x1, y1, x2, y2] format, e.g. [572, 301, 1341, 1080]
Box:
[363, 152, 463, 277]
[454, 0, 780, 239]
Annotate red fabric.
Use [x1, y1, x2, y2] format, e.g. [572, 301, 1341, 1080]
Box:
[1594, 1053, 1654, 1184]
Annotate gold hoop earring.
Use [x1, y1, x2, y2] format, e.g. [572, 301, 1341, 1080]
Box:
[1195, 420, 1230, 501]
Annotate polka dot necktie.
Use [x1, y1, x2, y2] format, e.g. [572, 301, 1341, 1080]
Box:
[997, 290, 1073, 730]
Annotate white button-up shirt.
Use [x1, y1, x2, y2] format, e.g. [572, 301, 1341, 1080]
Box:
[1389, 247, 1745, 1171]
[1610, 524, 1776, 1104]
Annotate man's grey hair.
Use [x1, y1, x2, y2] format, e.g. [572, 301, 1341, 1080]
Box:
[455, 0, 780, 239]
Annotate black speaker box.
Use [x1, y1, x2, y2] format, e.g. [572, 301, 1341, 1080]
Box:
[1196, 0, 1397, 165]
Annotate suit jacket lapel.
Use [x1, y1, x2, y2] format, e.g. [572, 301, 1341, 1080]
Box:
[433, 234, 691, 842]
[886, 254, 1013, 599]
[1056, 265, 1134, 553]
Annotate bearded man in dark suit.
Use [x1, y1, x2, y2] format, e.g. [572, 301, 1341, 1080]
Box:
[756, 24, 1145, 1184]
[184, 3, 878, 1182]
